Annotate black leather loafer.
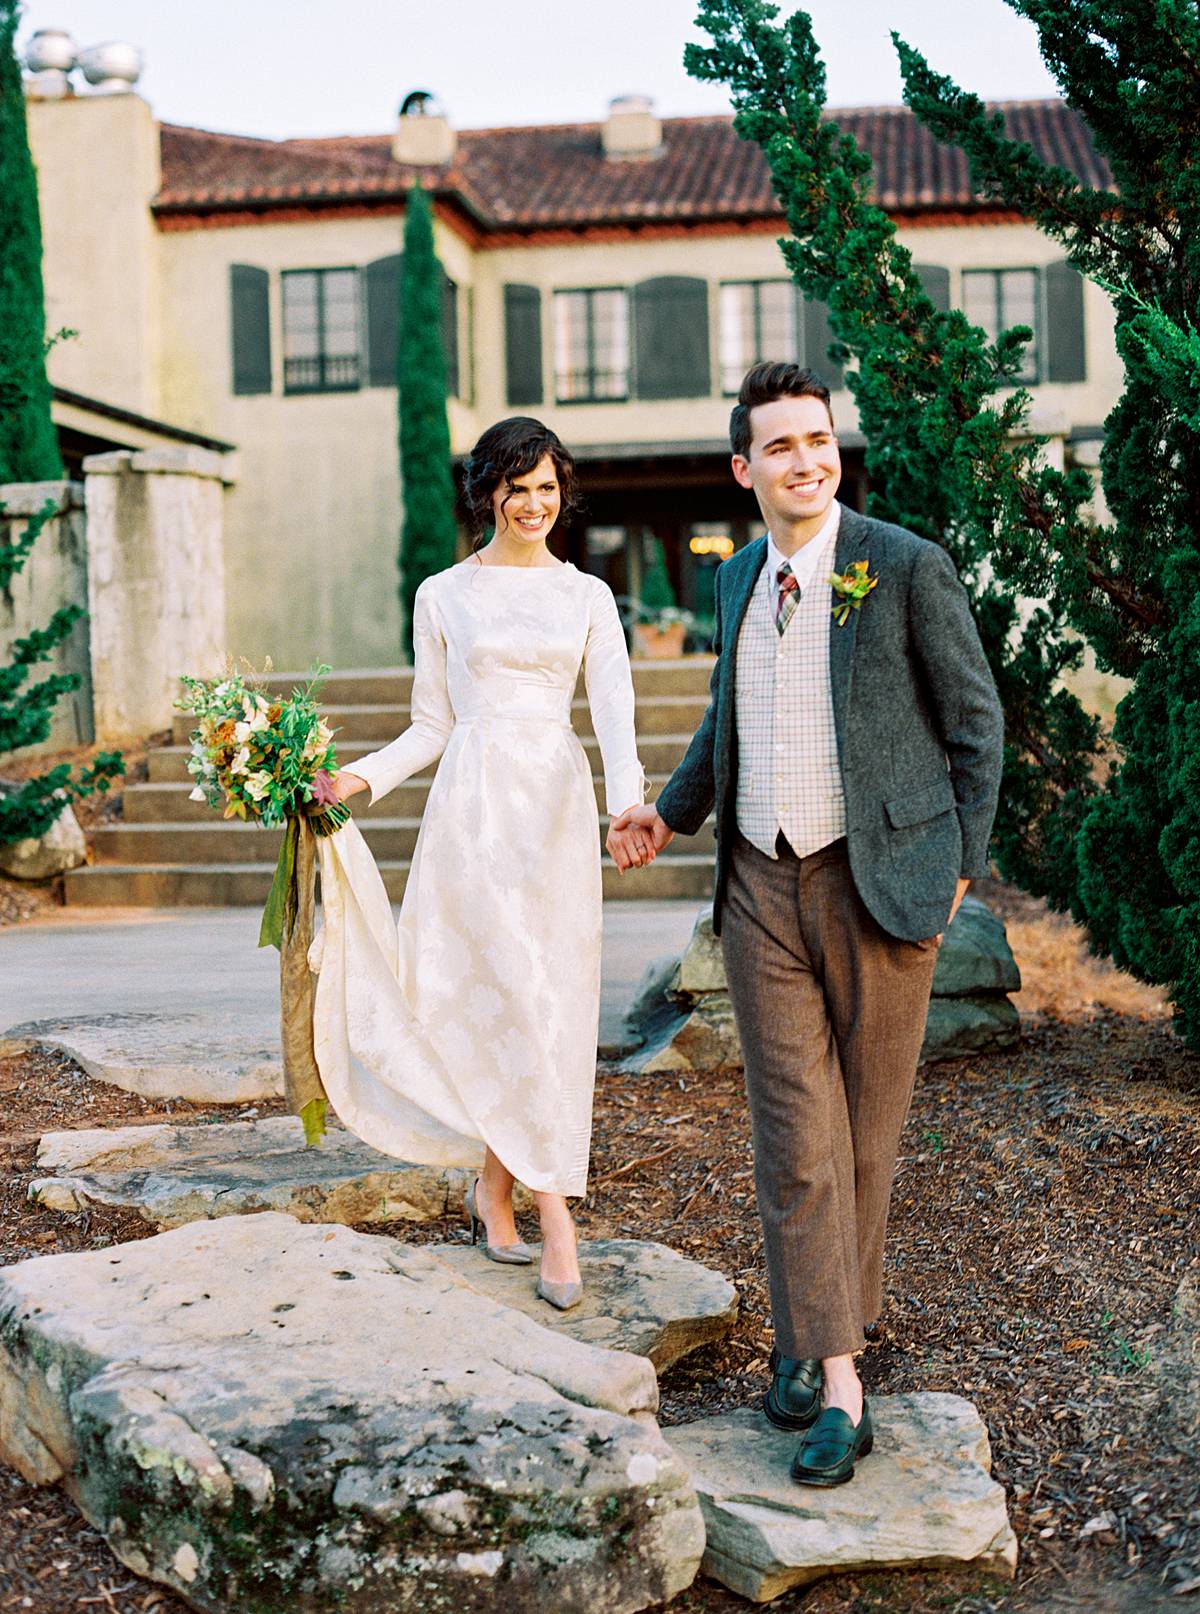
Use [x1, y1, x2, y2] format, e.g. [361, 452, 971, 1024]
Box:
[789, 1400, 874, 1486]
[762, 1349, 823, 1431]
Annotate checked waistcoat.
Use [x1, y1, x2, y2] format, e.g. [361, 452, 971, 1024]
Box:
[734, 526, 847, 860]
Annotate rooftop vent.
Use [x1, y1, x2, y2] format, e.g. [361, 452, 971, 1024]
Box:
[393, 89, 456, 166]
[602, 94, 663, 161]
[77, 41, 143, 94]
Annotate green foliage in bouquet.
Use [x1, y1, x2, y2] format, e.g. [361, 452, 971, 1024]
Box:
[175, 666, 349, 949]
[397, 184, 458, 659]
[0, 0, 62, 486]
[687, 0, 1200, 1045]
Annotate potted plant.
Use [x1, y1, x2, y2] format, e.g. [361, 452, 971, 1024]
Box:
[628, 541, 695, 658]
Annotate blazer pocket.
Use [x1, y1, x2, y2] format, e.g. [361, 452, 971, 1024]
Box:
[885, 780, 956, 830]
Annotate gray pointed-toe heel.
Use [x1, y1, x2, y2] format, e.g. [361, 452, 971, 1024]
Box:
[535, 1276, 583, 1312]
[464, 1178, 534, 1265]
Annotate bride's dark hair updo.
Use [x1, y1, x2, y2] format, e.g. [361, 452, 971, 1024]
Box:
[462, 416, 582, 547]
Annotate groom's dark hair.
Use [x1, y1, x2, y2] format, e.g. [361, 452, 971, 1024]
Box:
[730, 362, 833, 459]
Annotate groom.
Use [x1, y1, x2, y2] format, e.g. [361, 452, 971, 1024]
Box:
[616, 361, 1003, 1485]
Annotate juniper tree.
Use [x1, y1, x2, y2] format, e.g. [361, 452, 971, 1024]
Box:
[397, 183, 458, 658]
[0, 2, 121, 842]
[687, 0, 1200, 1044]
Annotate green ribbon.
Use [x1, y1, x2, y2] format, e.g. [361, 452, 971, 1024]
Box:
[258, 815, 299, 950]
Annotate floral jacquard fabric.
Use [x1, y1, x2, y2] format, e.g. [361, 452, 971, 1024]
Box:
[310, 562, 646, 1195]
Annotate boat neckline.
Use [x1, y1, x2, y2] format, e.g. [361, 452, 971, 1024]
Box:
[451, 560, 578, 574]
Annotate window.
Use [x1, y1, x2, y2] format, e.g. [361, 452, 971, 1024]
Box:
[962, 268, 1040, 383]
[282, 268, 361, 393]
[553, 288, 630, 402]
[719, 281, 799, 393]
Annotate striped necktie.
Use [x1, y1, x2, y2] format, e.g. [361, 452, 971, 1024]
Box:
[775, 561, 800, 635]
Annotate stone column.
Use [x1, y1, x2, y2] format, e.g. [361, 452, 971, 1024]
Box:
[83, 447, 234, 745]
[0, 480, 91, 751]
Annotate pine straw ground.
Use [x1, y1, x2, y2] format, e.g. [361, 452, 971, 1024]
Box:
[1, 882, 1198, 1614]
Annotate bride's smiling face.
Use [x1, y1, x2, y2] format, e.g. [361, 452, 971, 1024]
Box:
[491, 455, 561, 545]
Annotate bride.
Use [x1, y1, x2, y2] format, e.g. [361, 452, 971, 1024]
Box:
[317, 416, 654, 1309]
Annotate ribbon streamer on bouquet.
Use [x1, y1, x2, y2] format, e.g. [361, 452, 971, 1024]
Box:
[260, 814, 328, 1145]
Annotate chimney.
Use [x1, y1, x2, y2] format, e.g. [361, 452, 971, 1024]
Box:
[602, 94, 663, 161]
[392, 90, 456, 166]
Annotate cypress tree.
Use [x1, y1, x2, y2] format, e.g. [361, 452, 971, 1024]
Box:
[686, 0, 1200, 1044]
[0, 0, 62, 483]
[0, 5, 121, 843]
[397, 183, 458, 659]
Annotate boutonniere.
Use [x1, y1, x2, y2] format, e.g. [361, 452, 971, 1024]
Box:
[829, 559, 879, 626]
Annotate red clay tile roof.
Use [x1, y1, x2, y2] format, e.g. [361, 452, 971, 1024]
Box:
[155, 101, 1113, 226]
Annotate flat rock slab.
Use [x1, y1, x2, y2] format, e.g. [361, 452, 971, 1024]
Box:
[433, 1239, 738, 1372]
[0, 1213, 704, 1613]
[1, 1011, 283, 1102]
[30, 1115, 530, 1229]
[665, 1396, 1017, 1602]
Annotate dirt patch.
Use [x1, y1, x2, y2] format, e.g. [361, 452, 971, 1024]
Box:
[1, 897, 1197, 1613]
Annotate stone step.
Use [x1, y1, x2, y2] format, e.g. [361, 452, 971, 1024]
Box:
[256, 658, 715, 706]
[123, 774, 677, 823]
[148, 731, 699, 784]
[170, 694, 711, 745]
[64, 854, 716, 907]
[91, 817, 715, 866]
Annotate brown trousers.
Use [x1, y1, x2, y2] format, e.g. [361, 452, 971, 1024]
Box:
[721, 831, 939, 1361]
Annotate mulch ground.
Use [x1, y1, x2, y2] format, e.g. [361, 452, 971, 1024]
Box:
[1, 886, 1198, 1614]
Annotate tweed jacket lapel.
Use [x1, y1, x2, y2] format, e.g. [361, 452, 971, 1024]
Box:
[724, 535, 769, 657]
[828, 507, 873, 773]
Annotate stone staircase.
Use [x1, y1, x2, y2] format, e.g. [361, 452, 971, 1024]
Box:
[63, 659, 717, 907]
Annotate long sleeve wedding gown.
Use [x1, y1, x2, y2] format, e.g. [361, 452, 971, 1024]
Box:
[310, 560, 645, 1195]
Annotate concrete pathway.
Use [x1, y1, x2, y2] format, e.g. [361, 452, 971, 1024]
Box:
[0, 901, 700, 1057]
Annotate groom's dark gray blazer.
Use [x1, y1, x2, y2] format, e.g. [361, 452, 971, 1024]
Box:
[656, 507, 1004, 942]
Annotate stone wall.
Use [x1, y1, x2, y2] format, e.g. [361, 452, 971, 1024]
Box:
[0, 480, 91, 753]
[83, 447, 232, 744]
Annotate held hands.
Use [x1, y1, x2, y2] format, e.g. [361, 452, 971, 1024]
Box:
[606, 803, 676, 874]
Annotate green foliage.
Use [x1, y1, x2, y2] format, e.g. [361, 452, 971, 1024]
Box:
[397, 184, 458, 659]
[686, 0, 1200, 1044]
[639, 539, 678, 616]
[0, 0, 63, 484]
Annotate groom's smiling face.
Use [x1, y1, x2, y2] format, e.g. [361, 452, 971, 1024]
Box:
[732, 395, 842, 540]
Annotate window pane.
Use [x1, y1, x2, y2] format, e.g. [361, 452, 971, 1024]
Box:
[998, 269, 1039, 382]
[591, 289, 628, 398]
[719, 283, 755, 393]
[757, 281, 796, 362]
[962, 271, 998, 336]
[553, 291, 589, 401]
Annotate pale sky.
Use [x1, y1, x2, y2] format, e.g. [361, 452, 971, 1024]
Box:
[17, 0, 1059, 140]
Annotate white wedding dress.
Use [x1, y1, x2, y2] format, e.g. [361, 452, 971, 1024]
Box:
[310, 561, 645, 1195]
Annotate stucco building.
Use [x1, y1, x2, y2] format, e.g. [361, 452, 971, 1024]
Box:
[26, 81, 1117, 673]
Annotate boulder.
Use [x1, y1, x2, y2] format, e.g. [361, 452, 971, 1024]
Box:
[921, 995, 1021, 1061]
[930, 897, 1022, 998]
[0, 797, 86, 880]
[30, 1114, 530, 1228]
[1, 1011, 284, 1103]
[665, 1395, 1017, 1601]
[0, 1213, 704, 1613]
[624, 897, 1022, 1074]
[433, 1239, 738, 1372]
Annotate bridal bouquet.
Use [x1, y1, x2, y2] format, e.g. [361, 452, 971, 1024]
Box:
[175, 665, 348, 1145]
[177, 666, 348, 836]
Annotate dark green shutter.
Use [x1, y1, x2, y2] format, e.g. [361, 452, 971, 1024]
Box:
[802, 298, 844, 392]
[504, 283, 543, 406]
[633, 276, 710, 399]
[1045, 259, 1087, 382]
[441, 274, 460, 398]
[229, 264, 271, 395]
[365, 253, 403, 387]
[914, 262, 951, 313]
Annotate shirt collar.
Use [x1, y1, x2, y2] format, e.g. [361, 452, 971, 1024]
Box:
[767, 499, 841, 592]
